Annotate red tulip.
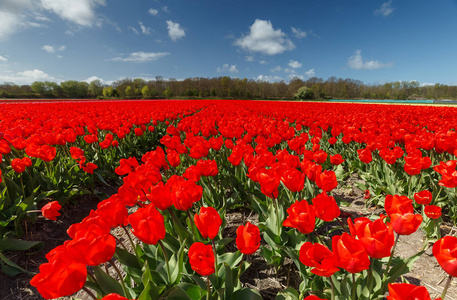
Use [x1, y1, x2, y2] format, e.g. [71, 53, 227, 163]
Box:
[188, 242, 215, 276]
[147, 182, 173, 210]
[390, 212, 422, 235]
[348, 217, 395, 259]
[167, 150, 181, 167]
[433, 236, 457, 277]
[99, 294, 132, 300]
[128, 204, 166, 245]
[183, 165, 201, 182]
[197, 159, 218, 176]
[67, 224, 116, 266]
[236, 222, 261, 255]
[194, 207, 222, 239]
[330, 154, 345, 165]
[299, 242, 339, 277]
[304, 296, 327, 300]
[332, 233, 370, 273]
[357, 148, 372, 164]
[257, 168, 280, 199]
[30, 255, 87, 299]
[424, 205, 442, 219]
[171, 180, 203, 211]
[283, 200, 316, 234]
[281, 168, 305, 192]
[316, 170, 338, 192]
[96, 195, 129, 228]
[387, 283, 433, 300]
[414, 190, 432, 205]
[41, 201, 62, 221]
[312, 192, 340, 222]
[385, 195, 413, 216]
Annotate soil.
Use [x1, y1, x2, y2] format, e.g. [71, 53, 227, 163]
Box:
[1, 174, 457, 300]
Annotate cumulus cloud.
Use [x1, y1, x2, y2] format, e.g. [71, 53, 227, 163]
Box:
[40, 0, 106, 27]
[304, 68, 316, 77]
[166, 20, 185, 41]
[256, 75, 283, 82]
[42, 45, 66, 53]
[110, 51, 170, 62]
[84, 75, 113, 85]
[148, 8, 158, 16]
[217, 64, 239, 73]
[288, 60, 302, 69]
[291, 27, 307, 39]
[235, 20, 295, 55]
[139, 21, 151, 35]
[0, 69, 56, 85]
[270, 66, 282, 73]
[374, 0, 395, 17]
[0, 55, 8, 62]
[348, 50, 394, 70]
[128, 26, 139, 35]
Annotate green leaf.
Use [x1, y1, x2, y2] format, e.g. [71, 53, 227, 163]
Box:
[170, 239, 186, 284]
[275, 287, 299, 300]
[0, 252, 33, 276]
[385, 251, 424, 285]
[0, 238, 44, 252]
[93, 265, 125, 296]
[232, 287, 263, 300]
[115, 247, 142, 269]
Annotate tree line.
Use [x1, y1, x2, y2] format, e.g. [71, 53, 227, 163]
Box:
[1, 76, 457, 100]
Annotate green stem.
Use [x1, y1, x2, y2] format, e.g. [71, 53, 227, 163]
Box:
[122, 225, 136, 250]
[109, 260, 128, 298]
[385, 233, 400, 276]
[212, 239, 219, 279]
[236, 253, 245, 284]
[159, 240, 172, 284]
[329, 276, 335, 300]
[352, 273, 357, 300]
[187, 209, 196, 238]
[441, 275, 453, 300]
[20, 175, 25, 199]
[273, 197, 281, 235]
[207, 275, 211, 300]
[82, 286, 97, 300]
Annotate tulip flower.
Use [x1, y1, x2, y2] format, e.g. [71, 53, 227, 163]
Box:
[41, 201, 62, 221]
[188, 242, 215, 276]
[236, 222, 261, 255]
[194, 206, 222, 240]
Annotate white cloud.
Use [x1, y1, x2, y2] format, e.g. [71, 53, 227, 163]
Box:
[148, 8, 158, 16]
[84, 75, 113, 85]
[0, 56, 8, 62]
[40, 0, 106, 27]
[217, 64, 239, 73]
[348, 50, 394, 70]
[259, 60, 268, 64]
[0, 1, 47, 39]
[374, 0, 395, 17]
[166, 21, 185, 41]
[245, 56, 254, 62]
[110, 51, 170, 62]
[420, 82, 434, 87]
[42, 45, 66, 53]
[291, 27, 307, 39]
[128, 26, 139, 35]
[256, 75, 283, 82]
[235, 19, 295, 55]
[139, 21, 151, 35]
[288, 60, 302, 69]
[162, 6, 170, 13]
[0, 69, 56, 85]
[270, 66, 282, 73]
[304, 68, 316, 77]
[284, 68, 296, 74]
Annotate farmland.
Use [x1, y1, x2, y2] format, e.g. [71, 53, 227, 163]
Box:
[0, 99, 457, 300]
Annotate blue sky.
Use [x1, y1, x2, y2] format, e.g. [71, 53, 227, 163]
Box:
[0, 0, 456, 86]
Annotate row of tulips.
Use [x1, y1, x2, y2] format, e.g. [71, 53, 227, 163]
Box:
[1, 100, 457, 299]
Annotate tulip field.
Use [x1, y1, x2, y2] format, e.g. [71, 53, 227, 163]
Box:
[2, 99, 457, 300]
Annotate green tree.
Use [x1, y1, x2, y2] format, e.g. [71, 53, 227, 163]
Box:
[125, 86, 133, 98]
[141, 85, 150, 99]
[163, 88, 173, 98]
[103, 86, 117, 98]
[294, 86, 314, 100]
[88, 80, 104, 98]
[31, 81, 47, 96]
